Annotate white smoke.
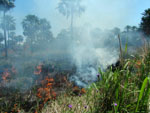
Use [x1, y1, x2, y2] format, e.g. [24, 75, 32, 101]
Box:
[10, 0, 146, 88]
[69, 27, 119, 87]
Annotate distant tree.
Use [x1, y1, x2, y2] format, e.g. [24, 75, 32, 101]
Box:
[57, 0, 85, 38]
[9, 32, 23, 45]
[9, 34, 23, 51]
[140, 8, 150, 37]
[57, 29, 70, 39]
[0, 32, 4, 43]
[22, 15, 40, 46]
[124, 25, 131, 32]
[38, 18, 53, 44]
[0, 32, 4, 53]
[1, 15, 16, 48]
[1, 15, 16, 31]
[0, 0, 15, 58]
[112, 27, 121, 36]
[124, 25, 132, 32]
[22, 15, 53, 51]
[14, 35, 23, 43]
[9, 32, 15, 40]
[131, 26, 138, 32]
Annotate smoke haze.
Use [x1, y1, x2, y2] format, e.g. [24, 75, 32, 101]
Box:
[0, 0, 148, 88]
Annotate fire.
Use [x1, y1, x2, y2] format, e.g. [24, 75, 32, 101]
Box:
[46, 77, 54, 82]
[2, 70, 10, 82]
[1, 67, 17, 82]
[72, 86, 86, 95]
[34, 63, 75, 111]
[34, 64, 43, 75]
[36, 76, 56, 105]
[81, 88, 86, 94]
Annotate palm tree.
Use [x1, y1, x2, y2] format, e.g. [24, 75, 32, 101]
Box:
[22, 15, 40, 45]
[125, 25, 131, 32]
[131, 26, 137, 32]
[57, 0, 85, 38]
[0, 0, 15, 59]
[1, 15, 16, 48]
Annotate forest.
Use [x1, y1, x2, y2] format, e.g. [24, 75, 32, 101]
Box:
[0, 0, 150, 113]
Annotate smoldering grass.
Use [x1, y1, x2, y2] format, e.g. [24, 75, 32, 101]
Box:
[1, 44, 150, 113]
[42, 45, 150, 113]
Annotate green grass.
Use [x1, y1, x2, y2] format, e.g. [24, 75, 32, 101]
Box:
[0, 46, 150, 113]
[42, 48, 150, 113]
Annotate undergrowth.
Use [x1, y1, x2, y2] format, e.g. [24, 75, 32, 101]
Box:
[0, 46, 150, 113]
[43, 46, 150, 113]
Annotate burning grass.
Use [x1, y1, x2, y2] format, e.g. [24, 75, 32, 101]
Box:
[43, 45, 150, 113]
[0, 60, 77, 112]
[0, 46, 150, 113]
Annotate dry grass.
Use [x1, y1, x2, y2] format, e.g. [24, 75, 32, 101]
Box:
[42, 89, 99, 113]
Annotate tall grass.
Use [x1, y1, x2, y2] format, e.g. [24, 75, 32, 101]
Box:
[43, 43, 150, 113]
[1, 39, 150, 113]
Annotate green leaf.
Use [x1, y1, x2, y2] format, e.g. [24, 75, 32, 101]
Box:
[136, 77, 148, 112]
[98, 67, 103, 80]
[93, 83, 98, 91]
[115, 87, 119, 100]
[123, 61, 130, 69]
[125, 42, 128, 54]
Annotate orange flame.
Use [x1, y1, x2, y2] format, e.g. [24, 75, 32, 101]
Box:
[2, 71, 10, 82]
[81, 88, 86, 94]
[36, 76, 56, 104]
[34, 64, 43, 75]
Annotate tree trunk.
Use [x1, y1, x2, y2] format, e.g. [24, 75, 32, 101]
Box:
[3, 11, 8, 59]
[7, 30, 10, 49]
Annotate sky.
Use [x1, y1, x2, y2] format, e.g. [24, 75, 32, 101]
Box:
[8, 0, 150, 36]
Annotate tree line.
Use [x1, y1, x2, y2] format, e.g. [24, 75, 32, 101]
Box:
[0, 0, 150, 59]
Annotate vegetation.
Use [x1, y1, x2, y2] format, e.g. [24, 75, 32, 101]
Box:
[0, 41, 150, 113]
[140, 8, 150, 37]
[22, 15, 53, 52]
[42, 45, 150, 113]
[0, 1, 150, 113]
[0, 0, 15, 59]
[57, 0, 85, 38]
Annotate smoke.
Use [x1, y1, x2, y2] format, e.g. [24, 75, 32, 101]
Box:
[67, 25, 143, 87]
[68, 26, 119, 87]
[0, 0, 148, 89]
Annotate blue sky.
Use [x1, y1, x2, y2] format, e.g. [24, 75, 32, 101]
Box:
[9, 0, 150, 36]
